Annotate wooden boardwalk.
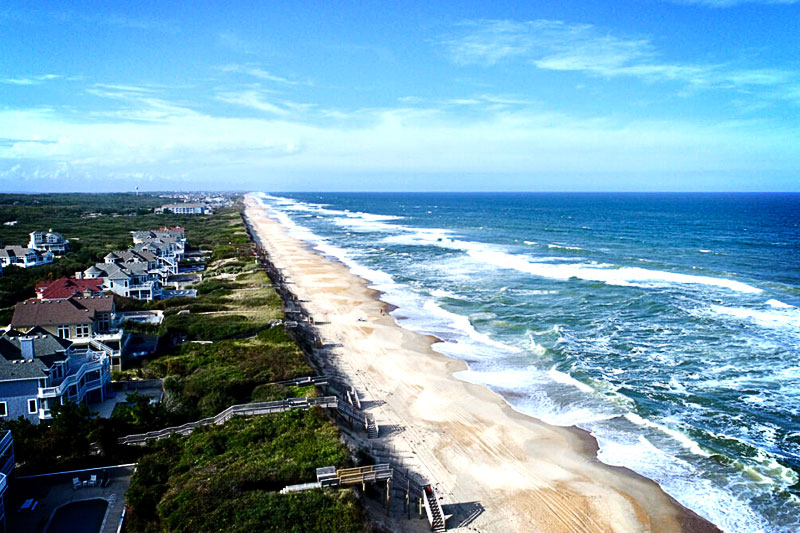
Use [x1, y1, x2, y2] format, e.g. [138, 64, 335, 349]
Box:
[118, 396, 339, 445]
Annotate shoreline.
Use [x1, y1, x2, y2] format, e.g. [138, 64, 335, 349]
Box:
[244, 193, 720, 533]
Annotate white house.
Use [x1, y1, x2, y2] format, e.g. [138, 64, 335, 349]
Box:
[155, 203, 211, 215]
[0, 246, 54, 268]
[28, 229, 69, 255]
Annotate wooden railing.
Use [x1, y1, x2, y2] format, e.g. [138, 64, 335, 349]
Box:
[119, 396, 338, 445]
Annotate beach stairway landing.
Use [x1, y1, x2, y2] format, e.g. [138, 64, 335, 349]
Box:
[423, 484, 447, 532]
[279, 464, 393, 494]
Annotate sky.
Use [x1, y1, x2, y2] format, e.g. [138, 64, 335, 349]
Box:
[1, 1, 799, 192]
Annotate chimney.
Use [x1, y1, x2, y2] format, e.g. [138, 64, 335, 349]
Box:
[75, 271, 83, 280]
[20, 337, 34, 360]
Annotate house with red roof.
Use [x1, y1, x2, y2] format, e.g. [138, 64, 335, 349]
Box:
[35, 277, 105, 300]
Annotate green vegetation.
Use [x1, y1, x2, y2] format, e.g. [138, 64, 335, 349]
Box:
[125, 411, 363, 533]
[0, 402, 143, 475]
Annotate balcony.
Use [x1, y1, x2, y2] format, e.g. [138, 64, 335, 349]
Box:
[38, 351, 110, 403]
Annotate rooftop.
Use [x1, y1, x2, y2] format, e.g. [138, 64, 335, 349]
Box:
[35, 277, 104, 300]
[11, 296, 114, 328]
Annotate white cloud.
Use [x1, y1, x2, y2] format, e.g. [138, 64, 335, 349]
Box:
[84, 85, 200, 121]
[1, 74, 62, 85]
[1, 100, 798, 186]
[443, 19, 800, 100]
[218, 64, 302, 85]
[215, 90, 294, 116]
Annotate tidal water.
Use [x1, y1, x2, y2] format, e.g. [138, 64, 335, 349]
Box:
[256, 192, 800, 532]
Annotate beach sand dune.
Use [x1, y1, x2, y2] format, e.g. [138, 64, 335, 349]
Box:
[245, 195, 718, 533]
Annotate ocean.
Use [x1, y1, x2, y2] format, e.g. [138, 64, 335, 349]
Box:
[256, 192, 800, 532]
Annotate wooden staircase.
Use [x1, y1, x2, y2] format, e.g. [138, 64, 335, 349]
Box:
[366, 413, 379, 439]
[422, 484, 446, 532]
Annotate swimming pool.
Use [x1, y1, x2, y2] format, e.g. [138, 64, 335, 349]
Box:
[47, 498, 108, 533]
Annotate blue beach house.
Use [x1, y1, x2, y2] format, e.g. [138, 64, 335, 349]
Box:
[0, 328, 111, 423]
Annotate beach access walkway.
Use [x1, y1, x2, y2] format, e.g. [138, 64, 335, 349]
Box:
[118, 396, 339, 445]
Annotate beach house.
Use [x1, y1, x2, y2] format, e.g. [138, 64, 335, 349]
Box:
[0, 246, 54, 269]
[0, 328, 111, 423]
[155, 203, 211, 215]
[83, 263, 162, 301]
[28, 229, 69, 255]
[132, 227, 186, 276]
[10, 296, 118, 340]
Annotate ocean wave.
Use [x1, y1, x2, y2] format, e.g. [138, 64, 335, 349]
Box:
[382, 229, 762, 294]
[260, 194, 521, 361]
[589, 425, 771, 533]
[707, 303, 800, 332]
[454, 366, 622, 426]
[547, 243, 584, 251]
[766, 299, 794, 309]
[547, 367, 594, 394]
[429, 288, 468, 300]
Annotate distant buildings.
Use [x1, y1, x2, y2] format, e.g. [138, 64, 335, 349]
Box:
[155, 203, 211, 215]
[0, 327, 111, 423]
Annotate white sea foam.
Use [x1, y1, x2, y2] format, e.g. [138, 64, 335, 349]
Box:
[708, 304, 800, 332]
[383, 229, 762, 294]
[421, 300, 521, 354]
[624, 413, 711, 458]
[766, 299, 794, 309]
[547, 367, 594, 394]
[430, 288, 467, 300]
[455, 367, 620, 426]
[525, 332, 548, 356]
[548, 243, 583, 251]
[590, 428, 771, 533]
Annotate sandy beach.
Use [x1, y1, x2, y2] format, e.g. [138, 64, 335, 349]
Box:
[244, 194, 718, 533]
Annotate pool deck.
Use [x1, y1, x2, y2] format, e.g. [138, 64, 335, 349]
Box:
[8, 465, 133, 533]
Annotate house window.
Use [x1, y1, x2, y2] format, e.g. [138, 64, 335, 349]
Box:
[76, 324, 90, 338]
[97, 313, 109, 332]
[57, 325, 70, 338]
[28, 399, 37, 414]
[0, 402, 6, 417]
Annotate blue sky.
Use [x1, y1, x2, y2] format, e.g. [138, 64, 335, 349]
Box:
[1, 1, 799, 192]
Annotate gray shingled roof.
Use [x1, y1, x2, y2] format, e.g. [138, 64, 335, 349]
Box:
[0, 338, 20, 360]
[0, 358, 47, 381]
[117, 250, 157, 263]
[85, 265, 104, 277]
